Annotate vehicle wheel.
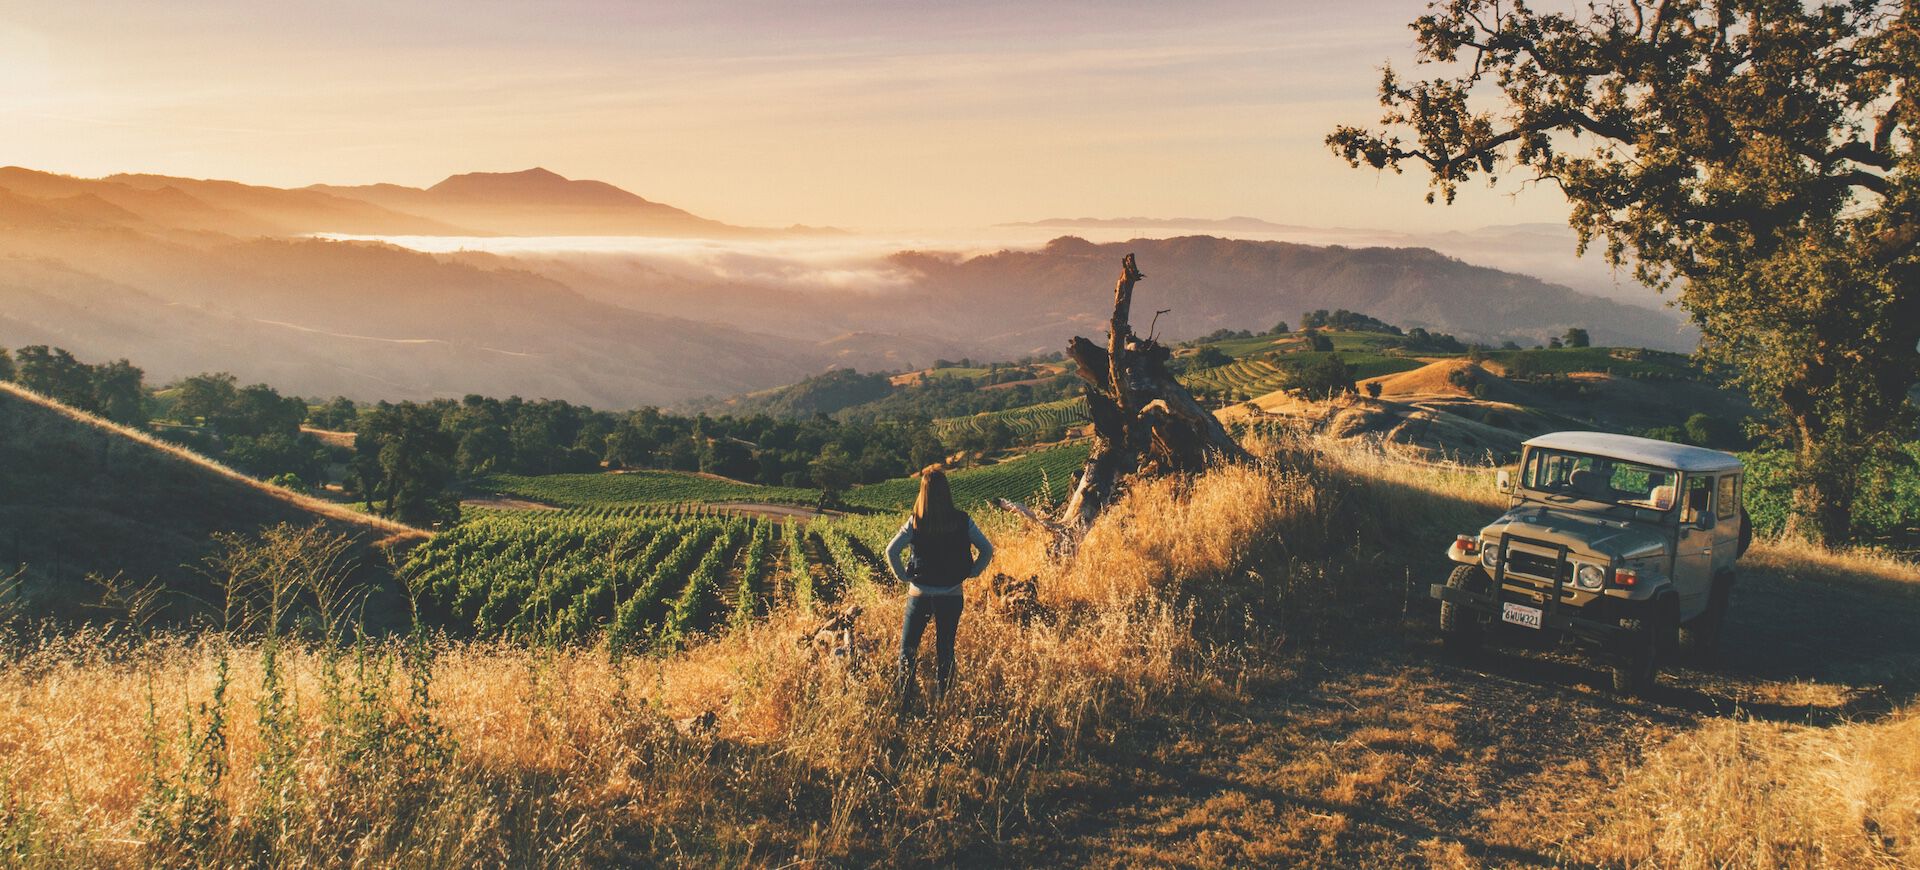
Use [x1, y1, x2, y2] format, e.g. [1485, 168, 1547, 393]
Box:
[1738, 506, 1753, 557]
[1611, 599, 1674, 696]
[1677, 573, 1733, 662]
[1438, 564, 1489, 656]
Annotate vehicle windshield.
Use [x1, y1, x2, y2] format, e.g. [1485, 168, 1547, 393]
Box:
[1519, 447, 1679, 518]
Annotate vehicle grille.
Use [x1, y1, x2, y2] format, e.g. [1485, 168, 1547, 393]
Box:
[1505, 549, 1569, 582]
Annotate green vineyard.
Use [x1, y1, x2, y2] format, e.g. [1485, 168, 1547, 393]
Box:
[1180, 357, 1292, 398]
[1182, 352, 1427, 400]
[403, 512, 895, 647]
[934, 397, 1089, 442]
[843, 441, 1090, 511]
[481, 470, 819, 510]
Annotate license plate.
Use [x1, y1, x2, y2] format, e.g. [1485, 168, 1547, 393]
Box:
[1501, 601, 1544, 630]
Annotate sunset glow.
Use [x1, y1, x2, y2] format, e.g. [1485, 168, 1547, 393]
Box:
[2, 0, 1576, 231]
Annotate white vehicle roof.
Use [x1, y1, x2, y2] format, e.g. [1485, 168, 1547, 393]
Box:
[1524, 431, 1743, 473]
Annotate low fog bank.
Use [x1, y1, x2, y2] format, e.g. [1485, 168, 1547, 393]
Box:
[325, 220, 1681, 318]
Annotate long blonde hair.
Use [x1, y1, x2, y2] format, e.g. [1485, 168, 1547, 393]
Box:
[912, 465, 962, 531]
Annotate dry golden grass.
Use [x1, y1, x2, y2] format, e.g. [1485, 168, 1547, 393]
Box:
[1746, 536, 1920, 589]
[1577, 704, 1920, 869]
[2, 428, 1915, 867]
[0, 444, 1361, 866]
[1568, 535, 1920, 869]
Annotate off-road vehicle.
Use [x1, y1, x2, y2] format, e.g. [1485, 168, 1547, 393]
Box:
[1430, 431, 1751, 693]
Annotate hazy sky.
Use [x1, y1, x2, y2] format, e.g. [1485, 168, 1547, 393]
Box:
[2, 0, 1579, 232]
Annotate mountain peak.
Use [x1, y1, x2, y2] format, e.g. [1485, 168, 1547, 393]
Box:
[426, 167, 660, 209]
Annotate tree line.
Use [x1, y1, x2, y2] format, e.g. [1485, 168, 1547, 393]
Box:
[346, 396, 954, 525]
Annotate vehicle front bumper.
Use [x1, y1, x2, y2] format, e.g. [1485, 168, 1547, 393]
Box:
[1430, 580, 1635, 646]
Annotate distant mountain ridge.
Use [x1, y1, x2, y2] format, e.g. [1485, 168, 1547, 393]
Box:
[1001, 215, 1324, 233]
[0, 165, 803, 238]
[996, 214, 1676, 312]
[309, 167, 756, 237]
[1, 164, 1691, 407]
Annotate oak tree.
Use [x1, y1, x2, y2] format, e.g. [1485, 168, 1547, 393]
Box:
[1330, 0, 1920, 544]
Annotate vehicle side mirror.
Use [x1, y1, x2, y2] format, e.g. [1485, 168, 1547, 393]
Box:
[1694, 512, 1716, 531]
[1496, 470, 1512, 493]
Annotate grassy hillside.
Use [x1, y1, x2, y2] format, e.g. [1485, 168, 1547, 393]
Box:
[0, 382, 423, 624]
[1, 432, 1912, 866]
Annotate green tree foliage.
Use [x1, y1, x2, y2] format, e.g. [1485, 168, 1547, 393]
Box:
[307, 396, 358, 430]
[1271, 321, 1290, 335]
[1192, 328, 1256, 344]
[740, 369, 894, 417]
[1329, 0, 1919, 544]
[225, 433, 330, 485]
[1685, 413, 1744, 450]
[699, 438, 758, 481]
[1563, 328, 1592, 349]
[1504, 350, 1547, 380]
[14, 346, 93, 407]
[354, 402, 459, 526]
[88, 359, 147, 428]
[13, 346, 148, 426]
[1189, 346, 1233, 370]
[172, 373, 239, 429]
[0, 347, 13, 382]
[1290, 353, 1357, 401]
[1300, 309, 1403, 334]
[1304, 330, 1335, 352]
[809, 445, 856, 501]
[163, 373, 328, 481]
[1397, 327, 1468, 353]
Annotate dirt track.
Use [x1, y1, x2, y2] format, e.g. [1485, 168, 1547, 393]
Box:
[1011, 549, 1920, 867]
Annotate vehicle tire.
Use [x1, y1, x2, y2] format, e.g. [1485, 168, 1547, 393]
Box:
[1611, 598, 1674, 696]
[1677, 572, 1733, 662]
[1738, 506, 1753, 557]
[1439, 564, 1489, 656]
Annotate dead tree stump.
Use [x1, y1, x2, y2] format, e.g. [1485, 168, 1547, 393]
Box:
[1056, 254, 1251, 531]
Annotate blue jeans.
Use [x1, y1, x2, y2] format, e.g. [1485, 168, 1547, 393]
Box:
[899, 593, 963, 707]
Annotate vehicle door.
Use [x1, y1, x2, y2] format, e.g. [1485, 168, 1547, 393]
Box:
[1674, 474, 1717, 620]
[1714, 473, 1742, 573]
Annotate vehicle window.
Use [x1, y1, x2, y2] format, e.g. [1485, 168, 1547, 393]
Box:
[1683, 476, 1713, 525]
[1611, 464, 1659, 493]
[1717, 475, 1738, 520]
[1520, 448, 1678, 513]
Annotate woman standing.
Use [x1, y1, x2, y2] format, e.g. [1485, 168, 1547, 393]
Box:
[885, 466, 993, 709]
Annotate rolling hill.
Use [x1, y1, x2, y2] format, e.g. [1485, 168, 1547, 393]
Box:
[885, 235, 1691, 352]
[0, 381, 424, 625]
[2, 164, 1696, 407]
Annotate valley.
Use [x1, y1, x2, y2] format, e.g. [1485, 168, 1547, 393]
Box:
[1, 164, 1693, 408]
[9, 0, 1916, 865]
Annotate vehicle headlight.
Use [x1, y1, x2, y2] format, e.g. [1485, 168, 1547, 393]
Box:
[1481, 543, 1500, 568]
[1575, 563, 1605, 590]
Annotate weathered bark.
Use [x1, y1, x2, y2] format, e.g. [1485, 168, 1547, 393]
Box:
[1056, 254, 1252, 531]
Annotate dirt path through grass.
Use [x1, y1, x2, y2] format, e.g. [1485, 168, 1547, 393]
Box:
[1014, 548, 1920, 867]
